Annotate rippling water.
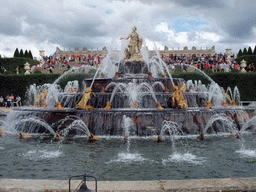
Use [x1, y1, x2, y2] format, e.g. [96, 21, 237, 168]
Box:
[1, 117, 256, 181]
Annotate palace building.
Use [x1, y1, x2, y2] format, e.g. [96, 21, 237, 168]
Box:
[54, 45, 215, 59]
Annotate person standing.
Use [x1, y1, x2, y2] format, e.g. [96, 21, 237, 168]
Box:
[15, 95, 21, 107]
[0, 96, 4, 107]
[5, 95, 11, 108]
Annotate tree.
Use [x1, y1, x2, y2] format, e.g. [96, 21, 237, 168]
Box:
[243, 47, 248, 55]
[14, 48, 19, 58]
[24, 50, 29, 58]
[19, 49, 24, 58]
[237, 49, 243, 57]
[28, 50, 33, 59]
[248, 46, 253, 55]
[253, 45, 256, 55]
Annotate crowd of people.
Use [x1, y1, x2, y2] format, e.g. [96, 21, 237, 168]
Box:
[36, 54, 106, 72]
[32, 52, 256, 74]
[0, 94, 21, 108]
[159, 53, 254, 72]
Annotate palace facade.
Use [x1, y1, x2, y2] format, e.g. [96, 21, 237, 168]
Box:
[54, 45, 215, 59]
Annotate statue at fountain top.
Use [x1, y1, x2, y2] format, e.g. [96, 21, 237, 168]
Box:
[171, 83, 188, 109]
[120, 26, 144, 62]
[75, 87, 96, 110]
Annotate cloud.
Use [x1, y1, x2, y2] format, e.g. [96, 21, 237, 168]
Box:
[0, 0, 256, 57]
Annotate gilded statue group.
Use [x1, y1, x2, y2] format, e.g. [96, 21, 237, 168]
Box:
[120, 26, 144, 62]
[36, 27, 238, 111]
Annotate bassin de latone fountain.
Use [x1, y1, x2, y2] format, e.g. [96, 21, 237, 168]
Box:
[1, 27, 256, 181]
[2, 26, 256, 139]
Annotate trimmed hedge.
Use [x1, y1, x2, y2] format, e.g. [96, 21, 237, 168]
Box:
[0, 74, 60, 102]
[0, 71, 256, 103]
[0, 58, 40, 74]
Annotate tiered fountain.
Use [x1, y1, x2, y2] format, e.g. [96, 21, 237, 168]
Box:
[5, 27, 256, 137]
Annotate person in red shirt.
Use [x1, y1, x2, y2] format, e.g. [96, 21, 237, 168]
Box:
[235, 64, 239, 70]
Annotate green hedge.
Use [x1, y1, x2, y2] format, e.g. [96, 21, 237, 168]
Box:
[0, 58, 40, 74]
[0, 74, 60, 102]
[0, 71, 256, 103]
[236, 55, 256, 65]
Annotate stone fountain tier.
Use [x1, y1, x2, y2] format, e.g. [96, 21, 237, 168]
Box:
[58, 92, 208, 109]
[11, 107, 255, 135]
[117, 61, 149, 76]
[85, 77, 184, 93]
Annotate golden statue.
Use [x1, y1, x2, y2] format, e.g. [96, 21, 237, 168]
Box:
[37, 89, 48, 106]
[120, 26, 144, 62]
[163, 87, 169, 93]
[222, 101, 228, 107]
[19, 132, 33, 139]
[230, 100, 237, 107]
[162, 73, 167, 78]
[55, 134, 65, 141]
[197, 132, 204, 140]
[55, 101, 64, 110]
[205, 101, 212, 109]
[156, 102, 164, 110]
[0, 129, 10, 136]
[42, 102, 47, 109]
[101, 87, 106, 93]
[68, 87, 73, 93]
[88, 133, 99, 141]
[113, 72, 119, 79]
[171, 83, 188, 109]
[75, 87, 96, 110]
[104, 101, 112, 110]
[148, 72, 153, 78]
[131, 102, 138, 109]
[153, 135, 163, 142]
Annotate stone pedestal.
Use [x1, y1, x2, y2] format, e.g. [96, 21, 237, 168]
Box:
[240, 59, 247, 73]
[226, 48, 232, 61]
[24, 62, 31, 75]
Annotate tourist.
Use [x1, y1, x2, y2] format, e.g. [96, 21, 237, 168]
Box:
[5, 95, 11, 108]
[0, 96, 4, 107]
[49, 66, 53, 73]
[15, 95, 21, 107]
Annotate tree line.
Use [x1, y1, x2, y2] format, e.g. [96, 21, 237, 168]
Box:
[237, 46, 256, 57]
[13, 48, 33, 59]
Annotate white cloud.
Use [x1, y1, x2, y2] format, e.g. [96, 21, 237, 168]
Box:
[0, 0, 256, 57]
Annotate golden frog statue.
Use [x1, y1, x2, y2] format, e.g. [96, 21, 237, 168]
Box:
[104, 101, 112, 110]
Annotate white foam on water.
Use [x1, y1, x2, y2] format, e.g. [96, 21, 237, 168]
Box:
[106, 152, 152, 164]
[0, 146, 4, 150]
[21, 149, 63, 160]
[236, 149, 256, 158]
[162, 152, 206, 165]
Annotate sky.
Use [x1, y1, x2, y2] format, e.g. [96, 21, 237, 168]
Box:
[0, 0, 256, 58]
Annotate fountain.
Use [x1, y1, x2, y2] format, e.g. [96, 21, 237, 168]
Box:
[1, 27, 256, 138]
[1, 27, 256, 182]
